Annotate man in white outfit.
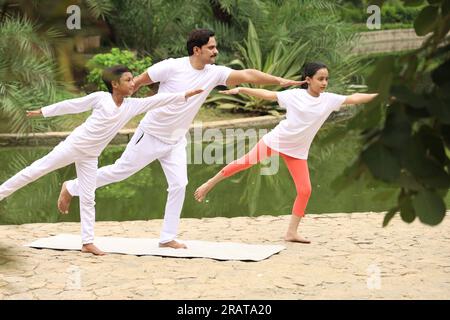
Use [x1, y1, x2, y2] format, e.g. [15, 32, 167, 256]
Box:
[59, 29, 303, 249]
[0, 65, 202, 255]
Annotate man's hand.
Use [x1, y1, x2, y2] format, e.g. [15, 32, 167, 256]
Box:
[185, 89, 204, 99]
[218, 88, 240, 95]
[26, 109, 42, 117]
[278, 77, 307, 87]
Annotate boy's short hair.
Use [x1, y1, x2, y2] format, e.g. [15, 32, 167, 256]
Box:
[102, 65, 130, 93]
[186, 29, 215, 56]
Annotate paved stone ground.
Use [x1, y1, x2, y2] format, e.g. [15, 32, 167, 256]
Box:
[1, 212, 449, 300]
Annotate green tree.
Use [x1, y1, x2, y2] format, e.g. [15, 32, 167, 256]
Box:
[85, 48, 152, 95]
[108, 0, 209, 60]
[334, 0, 450, 226]
[206, 13, 362, 114]
[0, 0, 115, 84]
[0, 16, 65, 134]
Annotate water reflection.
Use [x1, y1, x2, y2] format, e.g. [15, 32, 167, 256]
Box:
[0, 124, 420, 224]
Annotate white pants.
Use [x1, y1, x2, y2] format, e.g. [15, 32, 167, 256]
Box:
[66, 128, 188, 243]
[0, 142, 98, 244]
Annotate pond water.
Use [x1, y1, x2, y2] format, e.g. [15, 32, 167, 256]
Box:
[1, 122, 446, 225]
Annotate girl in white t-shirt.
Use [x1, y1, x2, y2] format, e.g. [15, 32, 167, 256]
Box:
[195, 62, 378, 243]
[0, 65, 202, 255]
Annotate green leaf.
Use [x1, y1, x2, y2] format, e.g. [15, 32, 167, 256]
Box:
[362, 142, 401, 182]
[441, 124, 450, 148]
[347, 100, 384, 130]
[443, 0, 450, 15]
[383, 207, 399, 227]
[402, 143, 450, 189]
[380, 107, 412, 149]
[402, 55, 419, 81]
[216, 103, 237, 110]
[413, 189, 446, 225]
[404, 0, 426, 6]
[396, 171, 423, 191]
[268, 110, 280, 116]
[427, 99, 450, 124]
[391, 85, 428, 109]
[399, 193, 416, 223]
[418, 126, 447, 165]
[414, 6, 439, 36]
[367, 56, 396, 97]
[431, 59, 450, 87]
[245, 20, 262, 70]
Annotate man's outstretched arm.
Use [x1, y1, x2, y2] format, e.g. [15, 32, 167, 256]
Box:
[226, 69, 305, 87]
[133, 71, 155, 94]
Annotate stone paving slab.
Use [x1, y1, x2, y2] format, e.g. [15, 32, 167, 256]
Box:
[1, 211, 449, 300]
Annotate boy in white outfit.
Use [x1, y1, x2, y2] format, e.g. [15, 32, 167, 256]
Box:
[0, 65, 202, 255]
[59, 29, 303, 249]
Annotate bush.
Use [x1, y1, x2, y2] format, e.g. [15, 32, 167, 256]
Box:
[339, 1, 423, 24]
[0, 16, 66, 134]
[382, 4, 422, 23]
[85, 48, 152, 95]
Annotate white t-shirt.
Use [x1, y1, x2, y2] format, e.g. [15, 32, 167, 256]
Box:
[42, 91, 186, 157]
[139, 56, 233, 144]
[263, 89, 346, 159]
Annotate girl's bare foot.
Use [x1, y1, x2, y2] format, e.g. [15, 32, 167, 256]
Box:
[57, 181, 72, 214]
[159, 240, 187, 249]
[284, 234, 311, 244]
[194, 181, 213, 202]
[81, 243, 106, 255]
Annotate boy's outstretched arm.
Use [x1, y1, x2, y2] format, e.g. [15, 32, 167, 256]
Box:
[226, 69, 306, 87]
[219, 87, 278, 101]
[29, 92, 103, 118]
[134, 89, 204, 114]
[343, 93, 378, 106]
[26, 109, 42, 117]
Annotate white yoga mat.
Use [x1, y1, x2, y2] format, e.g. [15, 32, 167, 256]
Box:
[24, 234, 285, 261]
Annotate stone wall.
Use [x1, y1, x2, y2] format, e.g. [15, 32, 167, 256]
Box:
[353, 28, 429, 54]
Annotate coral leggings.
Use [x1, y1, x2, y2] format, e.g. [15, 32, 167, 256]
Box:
[221, 139, 311, 217]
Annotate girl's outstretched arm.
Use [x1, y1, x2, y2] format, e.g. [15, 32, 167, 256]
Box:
[219, 87, 278, 101]
[343, 93, 378, 106]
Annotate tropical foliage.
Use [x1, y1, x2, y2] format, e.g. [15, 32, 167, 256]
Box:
[339, 0, 424, 25]
[0, 16, 65, 134]
[85, 48, 152, 94]
[206, 7, 363, 114]
[108, 0, 210, 60]
[333, 0, 450, 226]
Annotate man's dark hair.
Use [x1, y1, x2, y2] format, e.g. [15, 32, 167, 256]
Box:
[186, 29, 215, 56]
[102, 65, 130, 93]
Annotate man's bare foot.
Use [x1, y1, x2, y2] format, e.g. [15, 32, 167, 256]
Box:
[159, 240, 187, 249]
[194, 181, 213, 202]
[81, 243, 106, 255]
[57, 182, 72, 214]
[284, 234, 311, 244]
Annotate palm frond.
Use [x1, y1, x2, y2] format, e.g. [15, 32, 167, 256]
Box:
[85, 0, 114, 20]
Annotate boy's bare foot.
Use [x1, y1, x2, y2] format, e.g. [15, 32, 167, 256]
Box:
[194, 181, 213, 202]
[57, 181, 72, 214]
[81, 243, 106, 255]
[284, 234, 311, 244]
[159, 240, 187, 249]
